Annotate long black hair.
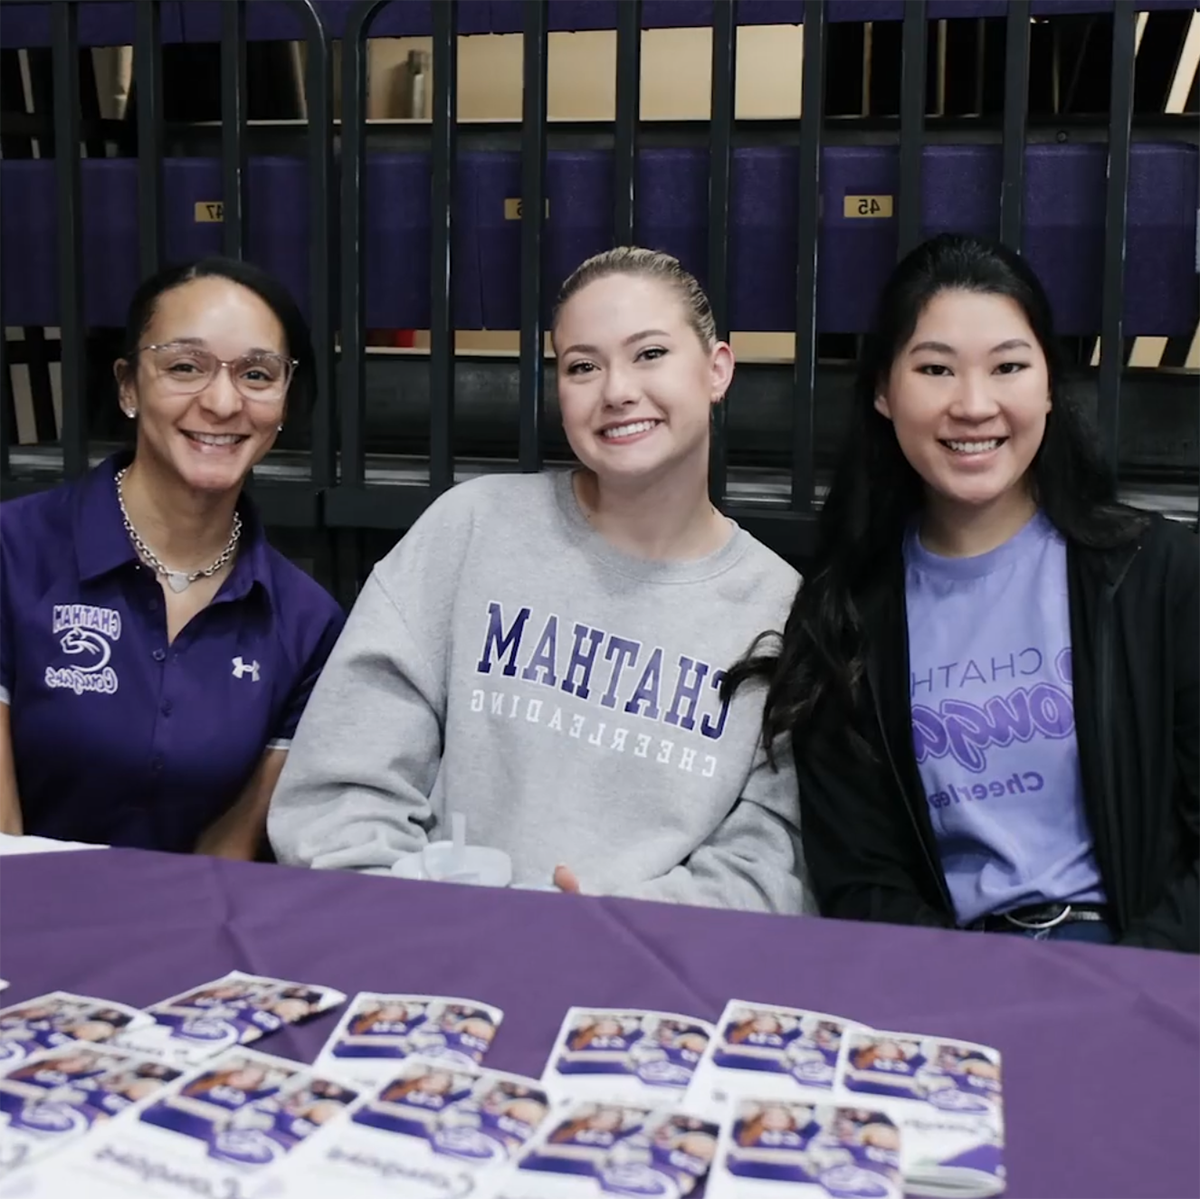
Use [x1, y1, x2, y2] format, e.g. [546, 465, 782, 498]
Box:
[727, 232, 1146, 756]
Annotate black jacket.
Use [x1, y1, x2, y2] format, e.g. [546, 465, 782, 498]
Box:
[795, 514, 1199, 953]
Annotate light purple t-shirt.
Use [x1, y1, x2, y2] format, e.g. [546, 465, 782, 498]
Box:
[903, 511, 1105, 924]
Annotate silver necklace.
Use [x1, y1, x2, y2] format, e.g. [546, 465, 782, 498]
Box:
[115, 466, 242, 593]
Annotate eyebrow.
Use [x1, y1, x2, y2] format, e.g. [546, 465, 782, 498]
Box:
[560, 329, 672, 357]
[908, 338, 1033, 356]
[161, 337, 283, 356]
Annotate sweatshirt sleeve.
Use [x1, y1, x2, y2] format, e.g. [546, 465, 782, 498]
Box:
[611, 739, 815, 915]
[266, 568, 447, 875]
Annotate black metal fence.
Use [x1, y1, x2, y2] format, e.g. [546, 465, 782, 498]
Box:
[1, 0, 1197, 608]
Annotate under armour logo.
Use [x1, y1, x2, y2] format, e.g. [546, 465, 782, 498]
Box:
[231, 656, 260, 682]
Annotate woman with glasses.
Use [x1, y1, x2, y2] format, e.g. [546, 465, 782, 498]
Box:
[0, 257, 344, 857]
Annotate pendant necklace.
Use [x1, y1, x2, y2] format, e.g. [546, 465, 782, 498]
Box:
[115, 466, 241, 593]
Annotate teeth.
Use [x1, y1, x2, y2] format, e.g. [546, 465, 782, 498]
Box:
[945, 439, 1001, 454]
[188, 433, 244, 446]
[602, 420, 659, 440]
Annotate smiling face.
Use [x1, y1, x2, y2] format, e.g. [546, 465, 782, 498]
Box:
[760, 1106, 795, 1132]
[553, 273, 733, 491]
[875, 288, 1051, 529]
[117, 276, 290, 496]
[589, 1108, 625, 1133]
[226, 1066, 267, 1090]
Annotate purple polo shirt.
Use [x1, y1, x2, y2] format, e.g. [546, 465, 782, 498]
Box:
[0, 453, 344, 852]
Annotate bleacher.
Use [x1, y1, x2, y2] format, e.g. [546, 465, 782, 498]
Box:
[1, 0, 1196, 601]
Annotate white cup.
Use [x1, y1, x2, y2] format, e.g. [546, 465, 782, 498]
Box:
[391, 841, 513, 888]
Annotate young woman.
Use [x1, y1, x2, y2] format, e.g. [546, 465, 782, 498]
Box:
[728, 233, 1197, 951]
[0, 258, 344, 857]
[268, 247, 811, 913]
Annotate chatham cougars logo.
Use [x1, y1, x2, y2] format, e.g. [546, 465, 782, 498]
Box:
[59, 625, 112, 671]
[45, 604, 122, 696]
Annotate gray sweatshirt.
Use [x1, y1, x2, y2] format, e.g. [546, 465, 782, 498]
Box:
[268, 470, 813, 914]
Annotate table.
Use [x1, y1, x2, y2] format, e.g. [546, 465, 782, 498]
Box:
[1, 847, 1196, 1198]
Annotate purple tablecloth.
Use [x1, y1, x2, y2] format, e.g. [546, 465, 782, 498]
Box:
[2, 847, 1197, 1197]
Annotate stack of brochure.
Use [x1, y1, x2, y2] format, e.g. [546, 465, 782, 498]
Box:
[0, 984, 1006, 1199]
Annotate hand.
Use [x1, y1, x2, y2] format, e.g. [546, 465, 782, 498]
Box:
[553, 864, 582, 894]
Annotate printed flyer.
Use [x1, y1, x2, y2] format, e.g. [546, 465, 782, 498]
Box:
[2, 1046, 359, 1198]
[313, 992, 504, 1086]
[707, 1101, 904, 1199]
[0, 1042, 182, 1177]
[115, 971, 345, 1067]
[0, 993, 151, 1068]
[494, 1101, 719, 1198]
[543, 1008, 715, 1105]
[687, 1002, 1005, 1198]
[689, 1002, 864, 1117]
[270, 1056, 550, 1199]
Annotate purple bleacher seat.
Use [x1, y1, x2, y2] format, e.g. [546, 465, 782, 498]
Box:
[0, 156, 317, 328]
[823, 143, 1199, 336]
[517, 0, 825, 32]
[0, 158, 139, 328]
[465, 151, 522, 330]
[465, 148, 624, 330]
[923, 145, 1004, 242]
[364, 153, 481, 330]
[545, 151, 615, 315]
[1027, 0, 1198, 12]
[509, 0, 1199, 32]
[177, 1, 311, 43]
[0, 1, 185, 49]
[817, 146, 898, 334]
[247, 158, 313, 321]
[469, 147, 712, 331]
[0, 160, 58, 327]
[179, 1, 491, 42]
[730, 144, 1000, 332]
[730, 146, 798, 333]
[4, 143, 1193, 338]
[163, 157, 314, 321]
[1025, 142, 1198, 337]
[471, 143, 1198, 336]
[504, 1, 832, 32]
[635, 148, 711, 292]
[2, 0, 1196, 48]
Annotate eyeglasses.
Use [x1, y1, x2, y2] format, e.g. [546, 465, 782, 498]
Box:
[139, 343, 297, 403]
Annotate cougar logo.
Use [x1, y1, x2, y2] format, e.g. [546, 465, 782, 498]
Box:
[47, 604, 123, 696]
[59, 626, 111, 672]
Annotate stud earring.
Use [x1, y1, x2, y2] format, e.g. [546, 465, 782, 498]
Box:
[123, 407, 137, 419]
[277, 424, 284, 432]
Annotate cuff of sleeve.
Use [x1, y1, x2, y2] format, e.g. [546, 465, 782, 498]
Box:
[0, 686, 10, 705]
[265, 738, 291, 751]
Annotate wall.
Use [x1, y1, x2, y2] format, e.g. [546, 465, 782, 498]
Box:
[358, 25, 807, 360]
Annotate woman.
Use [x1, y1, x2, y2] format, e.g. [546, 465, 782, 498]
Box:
[268, 247, 811, 913]
[729, 233, 1197, 951]
[0, 257, 344, 857]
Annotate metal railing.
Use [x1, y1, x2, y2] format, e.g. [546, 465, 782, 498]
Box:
[0, 0, 1195, 606]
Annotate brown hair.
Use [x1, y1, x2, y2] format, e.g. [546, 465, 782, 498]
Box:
[552, 246, 717, 349]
